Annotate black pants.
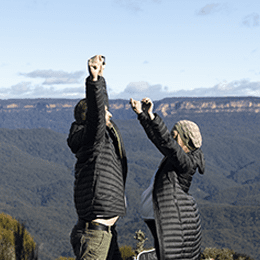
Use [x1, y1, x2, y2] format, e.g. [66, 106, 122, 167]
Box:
[144, 219, 160, 259]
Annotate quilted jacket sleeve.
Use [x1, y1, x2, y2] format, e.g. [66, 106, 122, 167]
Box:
[67, 122, 84, 154]
[81, 76, 106, 148]
[67, 76, 106, 157]
[138, 112, 192, 173]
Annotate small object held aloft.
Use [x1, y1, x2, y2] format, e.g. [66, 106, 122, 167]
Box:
[89, 55, 106, 66]
[141, 101, 151, 115]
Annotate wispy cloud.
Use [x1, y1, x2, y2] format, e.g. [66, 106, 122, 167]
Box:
[242, 13, 260, 27]
[109, 81, 166, 100]
[197, 3, 222, 16]
[0, 82, 85, 99]
[174, 80, 260, 97]
[0, 63, 9, 67]
[114, 0, 161, 12]
[10, 82, 32, 95]
[109, 79, 260, 100]
[0, 69, 86, 98]
[20, 69, 85, 85]
[1, 78, 259, 100]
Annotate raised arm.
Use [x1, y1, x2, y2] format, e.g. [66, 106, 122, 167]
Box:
[82, 55, 107, 147]
[130, 97, 190, 169]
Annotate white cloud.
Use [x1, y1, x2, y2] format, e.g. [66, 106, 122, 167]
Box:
[10, 82, 32, 95]
[197, 3, 221, 16]
[114, 0, 161, 12]
[0, 82, 85, 99]
[242, 13, 260, 27]
[0, 69, 86, 99]
[110, 81, 168, 100]
[110, 79, 260, 100]
[20, 69, 85, 85]
[2, 78, 260, 100]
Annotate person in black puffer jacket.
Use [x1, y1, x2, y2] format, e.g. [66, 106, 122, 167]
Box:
[130, 97, 205, 260]
[67, 55, 127, 260]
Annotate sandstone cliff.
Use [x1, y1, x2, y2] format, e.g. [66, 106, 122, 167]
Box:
[1, 97, 260, 116]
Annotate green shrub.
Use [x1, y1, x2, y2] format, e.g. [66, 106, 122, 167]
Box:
[0, 213, 36, 260]
[120, 245, 135, 260]
[201, 247, 254, 260]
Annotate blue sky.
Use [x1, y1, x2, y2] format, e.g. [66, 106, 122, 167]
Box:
[1, 0, 260, 100]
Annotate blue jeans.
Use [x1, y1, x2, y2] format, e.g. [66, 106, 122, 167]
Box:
[70, 220, 112, 260]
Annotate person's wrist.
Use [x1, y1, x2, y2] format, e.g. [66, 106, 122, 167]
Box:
[148, 112, 155, 120]
[91, 75, 98, 81]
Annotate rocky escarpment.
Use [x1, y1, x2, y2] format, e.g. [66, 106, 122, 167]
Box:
[109, 97, 260, 117]
[0, 99, 76, 112]
[153, 98, 260, 116]
[0, 97, 259, 132]
[1, 97, 260, 115]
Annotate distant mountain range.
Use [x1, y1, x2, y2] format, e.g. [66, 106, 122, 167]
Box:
[0, 96, 260, 132]
[0, 97, 259, 260]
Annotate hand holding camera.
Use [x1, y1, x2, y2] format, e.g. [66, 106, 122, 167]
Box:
[141, 98, 153, 114]
[130, 97, 155, 120]
[87, 55, 106, 81]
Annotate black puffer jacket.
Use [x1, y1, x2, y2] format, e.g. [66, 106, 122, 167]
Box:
[138, 112, 205, 260]
[67, 76, 127, 222]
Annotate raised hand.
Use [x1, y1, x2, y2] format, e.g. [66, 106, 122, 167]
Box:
[141, 97, 155, 120]
[88, 55, 104, 81]
[141, 97, 154, 114]
[130, 98, 142, 114]
[99, 56, 106, 77]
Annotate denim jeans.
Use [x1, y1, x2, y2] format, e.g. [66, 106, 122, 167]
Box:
[70, 221, 112, 260]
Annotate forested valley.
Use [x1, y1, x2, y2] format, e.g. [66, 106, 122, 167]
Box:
[0, 97, 259, 259]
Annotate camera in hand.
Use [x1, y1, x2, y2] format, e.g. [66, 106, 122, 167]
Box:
[142, 101, 151, 115]
[89, 55, 106, 68]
